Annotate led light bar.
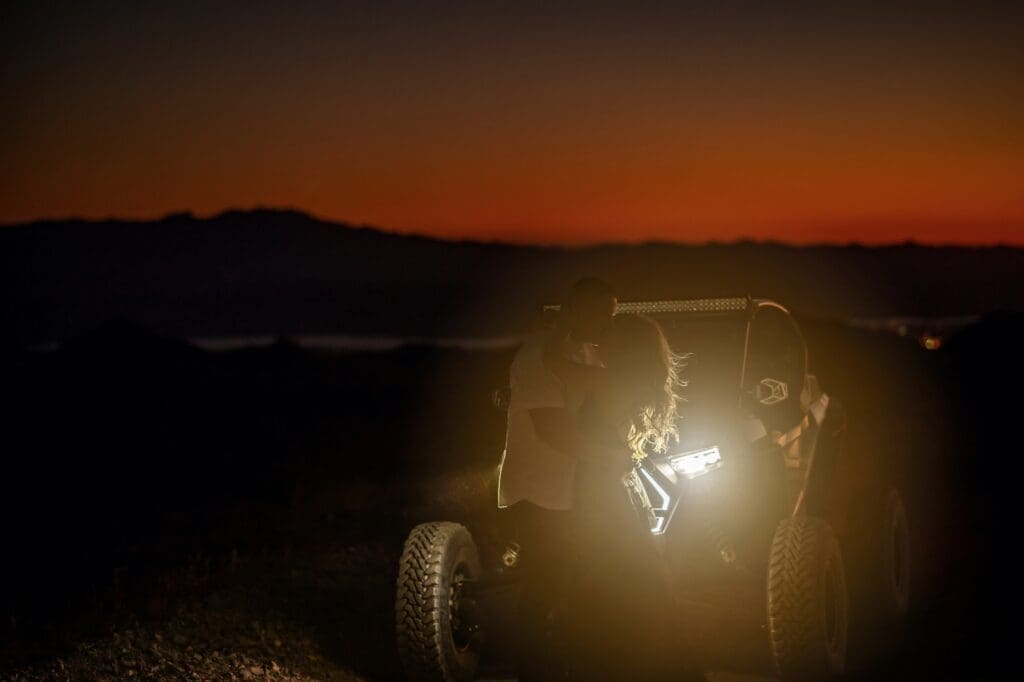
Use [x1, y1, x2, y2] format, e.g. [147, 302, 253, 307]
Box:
[615, 298, 748, 315]
[545, 298, 748, 315]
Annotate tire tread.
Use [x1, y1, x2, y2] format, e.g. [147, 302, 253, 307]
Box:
[395, 522, 479, 682]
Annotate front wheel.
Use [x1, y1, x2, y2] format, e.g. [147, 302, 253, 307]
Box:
[395, 522, 482, 682]
[767, 515, 849, 680]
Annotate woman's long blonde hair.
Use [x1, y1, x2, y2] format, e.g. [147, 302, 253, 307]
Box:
[605, 314, 685, 460]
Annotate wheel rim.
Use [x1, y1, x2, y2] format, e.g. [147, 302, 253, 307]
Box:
[449, 563, 474, 652]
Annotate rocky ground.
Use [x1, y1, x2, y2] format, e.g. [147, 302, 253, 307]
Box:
[2, 542, 404, 682]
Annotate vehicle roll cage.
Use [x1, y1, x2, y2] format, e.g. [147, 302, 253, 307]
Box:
[544, 295, 810, 397]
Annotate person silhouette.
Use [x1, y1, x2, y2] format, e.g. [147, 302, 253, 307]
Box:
[497, 277, 617, 682]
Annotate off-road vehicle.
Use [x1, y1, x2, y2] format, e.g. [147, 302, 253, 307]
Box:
[395, 297, 911, 681]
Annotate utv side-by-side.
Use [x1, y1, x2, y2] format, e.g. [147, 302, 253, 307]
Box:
[394, 297, 912, 681]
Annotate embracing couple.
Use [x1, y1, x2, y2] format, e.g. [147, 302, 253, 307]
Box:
[498, 278, 694, 681]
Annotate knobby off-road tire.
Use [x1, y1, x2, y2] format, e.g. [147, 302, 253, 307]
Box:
[846, 486, 913, 673]
[768, 516, 849, 680]
[396, 522, 482, 682]
[873, 487, 911, 627]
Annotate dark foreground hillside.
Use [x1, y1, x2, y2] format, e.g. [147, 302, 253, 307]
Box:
[4, 209, 1024, 345]
[1, 313, 1020, 679]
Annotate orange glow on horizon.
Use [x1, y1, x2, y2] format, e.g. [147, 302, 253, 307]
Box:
[3, 3, 1022, 245]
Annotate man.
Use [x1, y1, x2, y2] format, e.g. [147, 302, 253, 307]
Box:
[497, 277, 617, 681]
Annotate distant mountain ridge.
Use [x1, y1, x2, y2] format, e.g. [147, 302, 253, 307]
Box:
[3, 209, 1023, 345]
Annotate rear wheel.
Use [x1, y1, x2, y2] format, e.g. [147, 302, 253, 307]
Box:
[767, 515, 848, 680]
[849, 486, 912, 668]
[396, 522, 482, 682]
[875, 487, 911, 625]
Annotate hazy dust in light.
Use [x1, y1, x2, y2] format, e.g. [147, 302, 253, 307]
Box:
[2, 1, 1022, 244]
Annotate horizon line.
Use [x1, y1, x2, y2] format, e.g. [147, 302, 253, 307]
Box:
[3, 205, 1023, 250]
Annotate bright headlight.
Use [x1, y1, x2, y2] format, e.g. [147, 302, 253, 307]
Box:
[668, 446, 722, 478]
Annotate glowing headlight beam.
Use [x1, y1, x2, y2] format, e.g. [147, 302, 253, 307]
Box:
[669, 446, 722, 478]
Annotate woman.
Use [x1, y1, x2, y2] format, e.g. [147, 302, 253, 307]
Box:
[545, 313, 692, 681]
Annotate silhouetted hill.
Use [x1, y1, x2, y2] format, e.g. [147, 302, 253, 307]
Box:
[3, 209, 1023, 344]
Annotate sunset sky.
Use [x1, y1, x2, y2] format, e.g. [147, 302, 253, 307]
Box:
[2, 1, 1022, 244]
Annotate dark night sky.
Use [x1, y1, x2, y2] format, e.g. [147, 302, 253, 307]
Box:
[2, 1, 1022, 244]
